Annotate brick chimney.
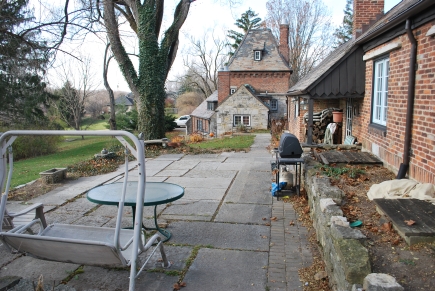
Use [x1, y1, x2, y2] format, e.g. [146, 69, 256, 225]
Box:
[353, 0, 384, 38]
[279, 24, 289, 64]
[218, 67, 230, 104]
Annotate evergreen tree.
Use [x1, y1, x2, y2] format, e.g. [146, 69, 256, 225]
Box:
[227, 8, 262, 56]
[333, 0, 353, 47]
[0, 0, 53, 124]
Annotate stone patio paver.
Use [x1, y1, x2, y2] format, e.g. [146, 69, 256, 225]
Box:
[0, 134, 313, 291]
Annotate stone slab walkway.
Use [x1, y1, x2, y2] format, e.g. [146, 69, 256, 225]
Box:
[0, 134, 312, 291]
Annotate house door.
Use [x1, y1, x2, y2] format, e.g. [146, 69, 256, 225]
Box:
[345, 98, 353, 138]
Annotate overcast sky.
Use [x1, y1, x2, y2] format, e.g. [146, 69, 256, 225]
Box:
[48, 0, 401, 92]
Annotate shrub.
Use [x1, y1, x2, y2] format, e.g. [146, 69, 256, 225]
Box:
[171, 136, 185, 144]
[189, 133, 203, 143]
[112, 104, 138, 132]
[1, 123, 64, 161]
[165, 114, 177, 132]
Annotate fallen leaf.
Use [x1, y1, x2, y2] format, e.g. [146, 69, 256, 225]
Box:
[381, 222, 392, 232]
[262, 217, 267, 221]
[289, 220, 295, 226]
[265, 223, 271, 226]
[173, 283, 181, 290]
[314, 271, 328, 280]
[392, 238, 401, 245]
[271, 216, 277, 221]
[405, 220, 416, 226]
[180, 282, 187, 287]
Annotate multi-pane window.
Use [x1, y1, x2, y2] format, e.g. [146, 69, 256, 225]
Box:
[372, 57, 389, 126]
[270, 99, 278, 111]
[254, 50, 261, 61]
[197, 119, 203, 131]
[207, 102, 215, 111]
[233, 115, 250, 126]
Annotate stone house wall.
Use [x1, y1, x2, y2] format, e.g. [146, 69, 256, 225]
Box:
[216, 86, 269, 136]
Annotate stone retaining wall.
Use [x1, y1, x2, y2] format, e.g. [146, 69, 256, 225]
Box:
[304, 157, 369, 290]
[303, 157, 403, 291]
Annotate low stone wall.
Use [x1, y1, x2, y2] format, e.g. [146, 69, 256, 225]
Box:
[304, 158, 370, 290]
[39, 168, 67, 184]
[303, 158, 404, 291]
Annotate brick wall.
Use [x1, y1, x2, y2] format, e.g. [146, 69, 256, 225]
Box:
[218, 70, 230, 104]
[353, 0, 384, 38]
[287, 98, 342, 143]
[356, 21, 435, 184]
[228, 71, 291, 93]
[191, 116, 210, 133]
[279, 24, 289, 63]
[218, 71, 290, 104]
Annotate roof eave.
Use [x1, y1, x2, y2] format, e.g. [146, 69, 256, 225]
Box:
[356, 0, 430, 45]
[286, 90, 305, 96]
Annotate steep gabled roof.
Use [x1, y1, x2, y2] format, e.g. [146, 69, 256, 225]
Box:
[219, 85, 269, 109]
[288, 0, 433, 96]
[115, 93, 135, 106]
[190, 91, 218, 119]
[287, 39, 358, 96]
[227, 29, 290, 72]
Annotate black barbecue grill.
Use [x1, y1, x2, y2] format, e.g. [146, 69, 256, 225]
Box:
[273, 133, 304, 197]
[278, 133, 303, 158]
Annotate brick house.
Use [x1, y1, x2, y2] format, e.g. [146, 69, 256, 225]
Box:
[190, 26, 292, 136]
[287, 0, 435, 183]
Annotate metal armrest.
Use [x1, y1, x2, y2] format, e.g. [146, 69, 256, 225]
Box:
[9, 203, 42, 217]
[7, 203, 47, 228]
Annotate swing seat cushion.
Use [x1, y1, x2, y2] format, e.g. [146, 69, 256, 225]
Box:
[2, 224, 138, 267]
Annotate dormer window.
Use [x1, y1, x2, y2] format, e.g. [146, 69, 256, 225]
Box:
[207, 101, 217, 111]
[254, 50, 262, 61]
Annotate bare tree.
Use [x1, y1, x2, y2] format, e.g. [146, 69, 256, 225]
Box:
[180, 30, 229, 99]
[52, 55, 97, 131]
[265, 0, 334, 86]
[85, 90, 109, 118]
[176, 91, 204, 115]
[79, 0, 240, 139]
[103, 42, 117, 130]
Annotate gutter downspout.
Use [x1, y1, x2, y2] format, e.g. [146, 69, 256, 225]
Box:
[396, 19, 417, 179]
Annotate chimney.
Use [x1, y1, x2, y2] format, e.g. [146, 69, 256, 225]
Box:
[279, 24, 289, 63]
[353, 0, 384, 38]
[218, 67, 230, 104]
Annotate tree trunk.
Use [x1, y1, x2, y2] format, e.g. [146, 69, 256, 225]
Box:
[103, 42, 117, 130]
[102, 0, 191, 139]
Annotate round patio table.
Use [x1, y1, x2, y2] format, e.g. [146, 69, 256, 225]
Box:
[87, 181, 184, 242]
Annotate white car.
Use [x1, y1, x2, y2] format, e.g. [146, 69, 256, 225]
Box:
[175, 115, 190, 127]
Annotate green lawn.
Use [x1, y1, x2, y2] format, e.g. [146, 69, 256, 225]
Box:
[7, 125, 256, 187]
[80, 116, 110, 130]
[188, 135, 255, 150]
[10, 136, 115, 187]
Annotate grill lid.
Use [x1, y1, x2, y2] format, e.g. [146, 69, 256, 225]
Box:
[278, 133, 303, 158]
